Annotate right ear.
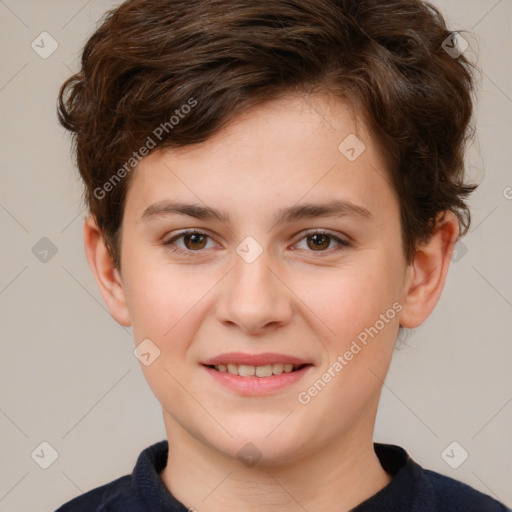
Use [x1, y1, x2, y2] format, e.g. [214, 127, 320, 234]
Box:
[83, 215, 131, 327]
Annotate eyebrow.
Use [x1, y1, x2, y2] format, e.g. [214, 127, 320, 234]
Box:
[141, 199, 373, 224]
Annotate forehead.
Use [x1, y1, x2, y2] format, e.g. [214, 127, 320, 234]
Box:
[124, 93, 396, 223]
[161, 94, 368, 167]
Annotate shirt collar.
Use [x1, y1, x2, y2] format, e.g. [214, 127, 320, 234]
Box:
[127, 440, 435, 511]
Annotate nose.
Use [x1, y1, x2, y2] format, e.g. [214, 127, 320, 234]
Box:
[215, 246, 293, 335]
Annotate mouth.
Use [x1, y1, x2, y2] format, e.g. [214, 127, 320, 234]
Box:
[204, 363, 310, 377]
[202, 362, 313, 395]
[200, 352, 314, 394]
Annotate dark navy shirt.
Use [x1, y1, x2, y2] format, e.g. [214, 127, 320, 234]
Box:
[55, 441, 510, 511]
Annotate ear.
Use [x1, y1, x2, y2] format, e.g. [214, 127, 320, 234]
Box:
[399, 211, 460, 328]
[83, 215, 131, 326]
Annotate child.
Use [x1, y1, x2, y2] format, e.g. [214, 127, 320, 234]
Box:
[55, 0, 509, 510]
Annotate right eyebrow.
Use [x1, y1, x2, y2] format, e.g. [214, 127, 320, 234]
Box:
[141, 201, 229, 222]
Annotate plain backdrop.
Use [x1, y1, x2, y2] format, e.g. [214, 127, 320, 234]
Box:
[0, 1, 511, 510]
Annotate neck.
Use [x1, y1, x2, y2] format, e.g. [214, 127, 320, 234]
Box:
[159, 411, 391, 512]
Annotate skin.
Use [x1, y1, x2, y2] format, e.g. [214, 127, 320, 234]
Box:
[84, 93, 459, 511]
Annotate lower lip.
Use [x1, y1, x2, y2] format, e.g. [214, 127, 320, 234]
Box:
[202, 365, 313, 396]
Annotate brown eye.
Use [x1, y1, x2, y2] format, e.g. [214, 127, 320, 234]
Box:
[294, 230, 350, 254]
[183, 233, 207, 250]
[164, 230, 216, 255]
[306, 233, 331, 251]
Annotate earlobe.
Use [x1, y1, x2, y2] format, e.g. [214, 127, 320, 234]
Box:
[83, 216, 131, 327]
[399, 211, 460, 328]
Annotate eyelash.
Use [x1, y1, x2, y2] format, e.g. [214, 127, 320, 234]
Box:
[162, 229, 351, 257]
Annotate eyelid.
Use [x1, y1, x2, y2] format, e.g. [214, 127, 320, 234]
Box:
[162, 228, 216, 243]
[292, 229, 351, 251]
[163, 228, 350, 256]
[162, 229, 220, 253]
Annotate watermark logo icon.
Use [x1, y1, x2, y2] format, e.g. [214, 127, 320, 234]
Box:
[31, 441, 59, 469]
[442, 33, 468, 58]
[237, 442, 262, 467]
[236, 236, 263, 264]
[133, 338, 161, 366]
[338, 134, 366, 162]
[31, 32, 59, 59]
[441, 441, 468, 469]
[32, 237, 58, 263]
[451, 240, 468, 263]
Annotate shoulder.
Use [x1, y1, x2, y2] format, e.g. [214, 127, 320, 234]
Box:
[369, 444, 510, 512]
[423, 468, 510, 512]
[54, 475, 135, 511]
[54, 440, 169, 511]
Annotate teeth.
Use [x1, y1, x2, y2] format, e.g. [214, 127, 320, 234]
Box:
[238, 365, 255, 377]
[227, 363, 238, 375]
[255, 365, 273, 377]
[213, 363, 304, 377]
[272, 363, 284, 375]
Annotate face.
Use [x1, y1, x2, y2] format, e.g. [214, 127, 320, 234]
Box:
[116, 94, 411, 465]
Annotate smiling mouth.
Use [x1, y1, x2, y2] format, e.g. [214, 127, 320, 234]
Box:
[205, 363, 310, 377]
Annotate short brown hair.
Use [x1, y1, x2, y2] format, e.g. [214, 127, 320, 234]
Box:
[58, 0, 477, 269]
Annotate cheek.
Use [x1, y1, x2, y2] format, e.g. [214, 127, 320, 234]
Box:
[292, 256, 402, 346]
[122, 244, 209, 340]
[124, 263, 211, 415]
[293, 267, 400, 426]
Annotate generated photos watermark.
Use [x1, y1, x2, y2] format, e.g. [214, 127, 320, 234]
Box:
[93, 97, 197, 200]
[297, 301, 403, 405]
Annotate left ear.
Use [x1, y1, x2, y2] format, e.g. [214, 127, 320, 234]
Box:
[399, 211, 460, 328]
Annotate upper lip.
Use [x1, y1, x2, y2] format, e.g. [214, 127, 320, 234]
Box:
[201, 352, 312, 366]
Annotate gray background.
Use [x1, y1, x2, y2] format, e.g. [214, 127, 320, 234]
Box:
[0, 0, 511, 510]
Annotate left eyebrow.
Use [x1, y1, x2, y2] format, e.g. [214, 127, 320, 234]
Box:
[140, 199, 373, 224]
[274, 200, 373, 224]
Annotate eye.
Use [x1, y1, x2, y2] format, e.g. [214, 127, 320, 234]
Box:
[293, 230, 350, 254]
[163, 230, 217, 255]
[163, 229, 350, 257]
